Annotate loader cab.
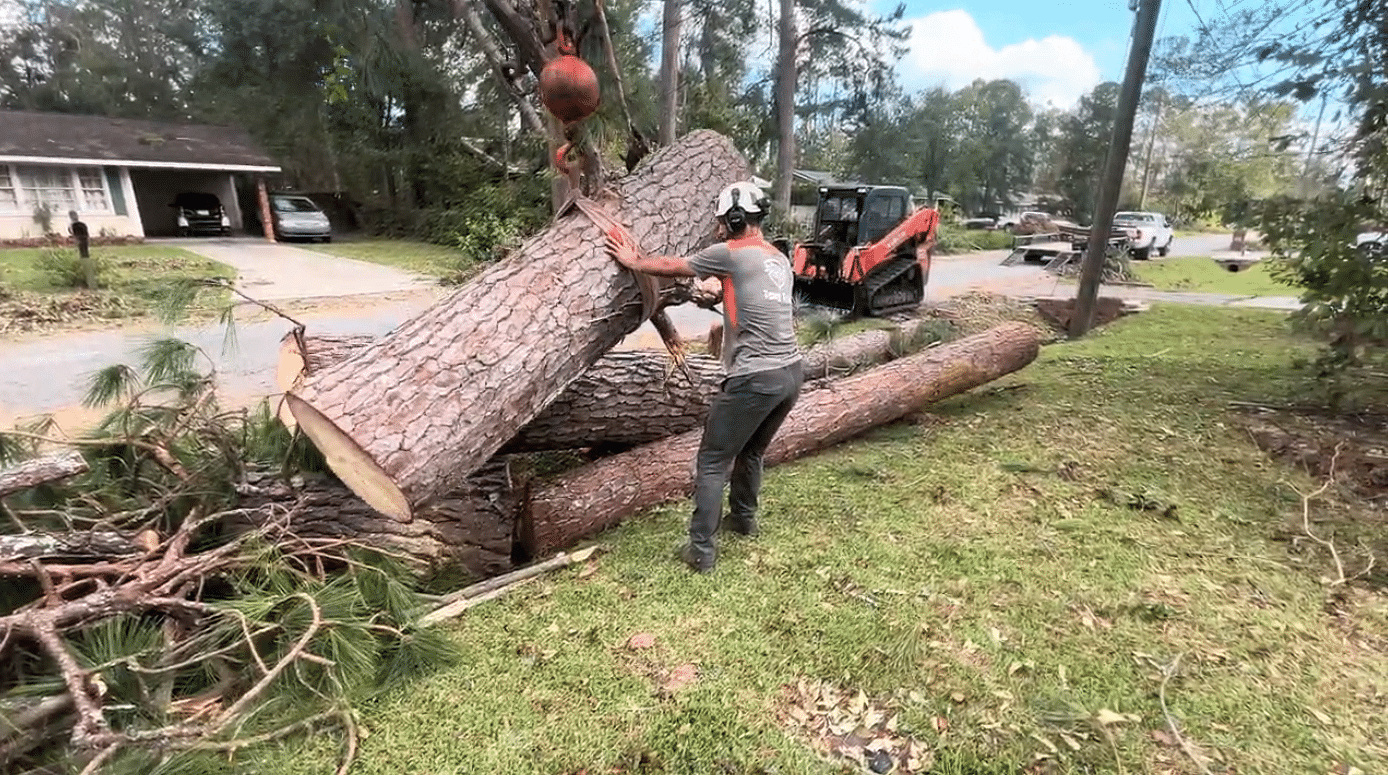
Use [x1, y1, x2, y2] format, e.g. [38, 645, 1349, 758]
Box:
[813, 185, 912, 247]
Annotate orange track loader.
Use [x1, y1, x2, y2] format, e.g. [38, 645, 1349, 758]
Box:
[782, 184, 939, 317]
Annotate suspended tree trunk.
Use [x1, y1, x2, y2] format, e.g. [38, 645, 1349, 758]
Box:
[285, 130, 747, 522]
[773, 0, 797, 215]
[275, 318, 948, 452]
[522, 323, 1040, 554]
[658, 0, 681, 145]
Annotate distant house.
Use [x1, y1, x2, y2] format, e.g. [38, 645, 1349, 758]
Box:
[0, 110, 281, 241]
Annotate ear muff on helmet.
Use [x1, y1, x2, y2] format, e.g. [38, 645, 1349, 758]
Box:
[716, 181, 770, 232]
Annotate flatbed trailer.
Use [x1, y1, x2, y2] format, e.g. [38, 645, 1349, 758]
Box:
[1002, 229, 1133, 271]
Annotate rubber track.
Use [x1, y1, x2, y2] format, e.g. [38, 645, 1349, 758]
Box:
[861, 254, 924, 316]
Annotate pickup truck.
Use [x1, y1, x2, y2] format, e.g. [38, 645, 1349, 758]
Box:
[1112, 211, 1174, 259]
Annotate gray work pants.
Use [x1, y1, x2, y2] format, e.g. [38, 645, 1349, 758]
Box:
[688, 360, 804, 562]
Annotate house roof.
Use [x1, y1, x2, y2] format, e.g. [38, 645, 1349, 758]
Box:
[0, 110, 281, 172]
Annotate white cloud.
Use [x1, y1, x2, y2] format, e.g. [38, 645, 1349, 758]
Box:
[901, 9, 1103, 109]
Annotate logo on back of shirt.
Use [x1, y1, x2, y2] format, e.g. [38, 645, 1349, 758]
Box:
[763, 257, 792, 304]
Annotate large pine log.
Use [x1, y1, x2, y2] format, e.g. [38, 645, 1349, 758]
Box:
[522, 323, 1040, 555]
[275, 319, 947, 452]
[243, 324, 1034, 576]
[0, 451, 89, 498]
[285, 130, 748, 522]
[234, 458, 519, 578]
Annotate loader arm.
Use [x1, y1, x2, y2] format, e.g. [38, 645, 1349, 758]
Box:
[843, 207, 940, 283]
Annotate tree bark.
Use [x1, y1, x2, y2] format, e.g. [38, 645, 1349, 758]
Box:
[234, 458, 519, 579]
[0, 531, 141, 563]
[275, 318, 948, 451]
[284, 130, 747, 522]
[0, 451, 89, 498]
[522, 323, 1040, 555]
[773, 0, 797, 216]
[658, 0, 681, 145]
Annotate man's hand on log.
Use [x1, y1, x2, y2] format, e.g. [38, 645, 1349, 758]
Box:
[605, 226, 641, 270]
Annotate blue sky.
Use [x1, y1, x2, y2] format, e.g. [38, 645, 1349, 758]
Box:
[879, 0, 1212, 109]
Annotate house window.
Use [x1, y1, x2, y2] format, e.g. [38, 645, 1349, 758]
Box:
[10, 165, 114, 216]
[17, 166, 77, 214]
[77, 168, 109, 211]
[0, 166, 17, 213]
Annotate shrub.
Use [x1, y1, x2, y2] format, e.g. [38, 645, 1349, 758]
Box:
[1258, 192, 1387, 397]
[934, 225, 1014, 255]
[38, 247, 108, 289]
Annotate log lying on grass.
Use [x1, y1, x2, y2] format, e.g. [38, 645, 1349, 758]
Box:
[522, 322, 1041, 555]
[235, 458, 519, 577]
[275, 318, 948, 453]
[285, 130, 748, 522]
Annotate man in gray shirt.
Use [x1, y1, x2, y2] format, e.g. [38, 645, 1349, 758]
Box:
[606, 181, 804, 572]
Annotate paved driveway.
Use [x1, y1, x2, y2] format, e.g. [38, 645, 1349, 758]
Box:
[172, 238, 431, 300]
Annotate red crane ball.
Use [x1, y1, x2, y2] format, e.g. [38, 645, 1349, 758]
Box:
[539, 54, 601, 124]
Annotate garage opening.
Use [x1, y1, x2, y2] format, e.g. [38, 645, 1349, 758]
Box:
[129, 169, 245, 237]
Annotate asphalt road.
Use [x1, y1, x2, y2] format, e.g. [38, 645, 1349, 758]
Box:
[0, 231, 1281, 426]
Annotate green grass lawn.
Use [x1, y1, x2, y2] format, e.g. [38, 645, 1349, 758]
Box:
[0, 245, 233, 327]
[256, 304, 1387, 775]
[0, 244, 231, 295]
[1137, 256, 1299, 297]
[304, 238, 478, 280]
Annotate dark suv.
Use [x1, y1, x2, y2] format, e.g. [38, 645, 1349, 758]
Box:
[171, 192, 231, 237]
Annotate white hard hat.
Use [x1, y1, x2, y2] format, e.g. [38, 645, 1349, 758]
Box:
[715, 181, 767, 218]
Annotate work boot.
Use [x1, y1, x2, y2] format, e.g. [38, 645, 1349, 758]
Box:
[676, 543, 714, 573]
[725, 515, 759, 537]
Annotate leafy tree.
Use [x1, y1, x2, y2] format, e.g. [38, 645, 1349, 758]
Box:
[945, 78, 1033, 214]
[1052, 81, 1120, 219]
[1208, 0, 1388, 382]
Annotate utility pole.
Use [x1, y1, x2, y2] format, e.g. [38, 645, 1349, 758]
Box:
[1069, 0, 1162, 338]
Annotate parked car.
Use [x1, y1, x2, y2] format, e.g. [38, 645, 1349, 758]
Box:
[171, 192, 231, 237]
[268, 193, 332, 242]
[961, 216, 999, 230]
[1357, 228, 1386, 259]
[1111, 211, 1173, 259]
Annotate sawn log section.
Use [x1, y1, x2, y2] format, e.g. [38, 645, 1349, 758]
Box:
[523, 322, 1040, 554]
[284, 130, 750, 522]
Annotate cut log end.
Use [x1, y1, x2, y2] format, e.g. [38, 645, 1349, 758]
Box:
[283, 393, 412, 523]
[275, 335, 307, 429]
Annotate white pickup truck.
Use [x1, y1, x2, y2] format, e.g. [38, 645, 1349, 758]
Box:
[1112, 211, 1174, 259]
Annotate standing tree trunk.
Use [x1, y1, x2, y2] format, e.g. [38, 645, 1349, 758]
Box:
[773, 0, 797, 216]
[285, 130, 747, 522]
[658, 0, 681, 145]
[275, 318, 949, 452]
[453, 0, 546, 137]
[522, 323, 1040, 554]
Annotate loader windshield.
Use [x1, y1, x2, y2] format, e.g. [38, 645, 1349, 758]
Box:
[816, 194, 863, 245]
